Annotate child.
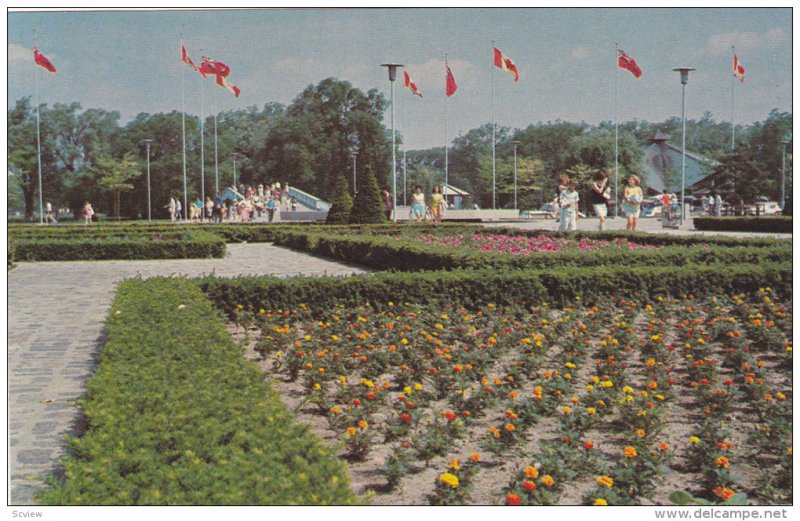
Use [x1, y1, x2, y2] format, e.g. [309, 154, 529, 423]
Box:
[623, 175, 643, 231]
[559, 180, 580, 233]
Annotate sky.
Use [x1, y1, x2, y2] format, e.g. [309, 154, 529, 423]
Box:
[7, 7, 794, 150]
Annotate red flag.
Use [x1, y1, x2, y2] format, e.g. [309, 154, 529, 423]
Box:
[403, 71, 423, 97]
[181, 43, 205, 77]
[445, 63, 457, 97]
[200, 57, 231, 78]
[33, 47, 56, 73]
[617, 49, 642, 78]
[733, 53, 745, 83]
[215, 74, 241, 98]
[493, 47, 519, 82]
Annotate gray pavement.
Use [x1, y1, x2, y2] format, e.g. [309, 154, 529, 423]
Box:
[483, 215, 793, 240]
[7, 243, 369, 505]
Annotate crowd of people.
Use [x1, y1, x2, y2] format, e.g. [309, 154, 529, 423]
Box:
[166, 183, 297, 224]
[409, 185, 447, 222]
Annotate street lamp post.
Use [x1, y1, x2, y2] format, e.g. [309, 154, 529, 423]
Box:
[143, 139, 153, 221]
[780, 136, 791, 211]
[350, 146, 358, 193]
[231, 153, 239, 191]
[673, 67, 695, 225]
[511, 140, 521, 211]
[382, 63, 404, 222]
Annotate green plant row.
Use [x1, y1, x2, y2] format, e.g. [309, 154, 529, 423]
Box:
[37, 278, 357, 505]
[12, 230, 226, 262]
[273, 230, 791, 272]
[693, 216, 793, 233]
[200, 261, 792, 316]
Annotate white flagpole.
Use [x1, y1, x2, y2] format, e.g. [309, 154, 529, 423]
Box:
[34, 37, 44, 225]
[731, 46, 735, 151]
[445, 54, 449, 191]
[614, 43, 619, 218]
[403, 93, 407, 206]
[491, 41, 496, 210]
[200, 53, 205, 207]
[214, 89, 219, 195]
[181, 39, 188, 220]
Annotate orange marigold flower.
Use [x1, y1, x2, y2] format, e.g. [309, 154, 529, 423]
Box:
[358, 420, 368, 430]
[470, 452, 481, 462]
[635, 429, 646, 438]
[523, 466, 539, 479]
[716, 456, 729, 468]
[583, 441, 594, 450]
[346, 427, 357, 436]
[541, 475, 555, 487]
[624, 446, 638, 458]
[596, 476, 614, 488]
[659, 442, 670, 452]
[505, 423, 516, 432]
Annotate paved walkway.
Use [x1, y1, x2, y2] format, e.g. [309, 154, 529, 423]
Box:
[7, 243, 369, 505]
[484, 216, 793, 239]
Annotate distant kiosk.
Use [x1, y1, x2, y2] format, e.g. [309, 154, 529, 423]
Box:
[442, 183, 469, 210]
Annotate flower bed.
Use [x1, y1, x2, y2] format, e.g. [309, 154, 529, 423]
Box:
[232, 287, 792, 505]
[37, 278, 356, 505]
[415, 233, 661, 254]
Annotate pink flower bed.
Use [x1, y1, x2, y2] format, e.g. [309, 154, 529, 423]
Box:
[414, 234, 661, 255]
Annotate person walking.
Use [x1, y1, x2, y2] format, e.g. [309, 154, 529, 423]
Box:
[166, 197, 176, 223]
[411, 185, 425, 222]
[205, 197, 214, 221]
[559, 179, 580, 233]
[590, 171, 610, 231]
[82, 201, 94, 226]
[660, 190, 672, 228]
[622, 175, 643, 231]
[430, 185, 445, 222]
[714, 192, 723, 217]
[45, 201, 57, 224]
[382, 189, 393, 221]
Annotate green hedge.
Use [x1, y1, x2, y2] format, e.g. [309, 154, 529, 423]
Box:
[273, 230, 791, 272]
[693, 216, 793, 233]
[37, 278, 356, 505]
[12, 231, 226, 262]
[200, 261, 792, 315]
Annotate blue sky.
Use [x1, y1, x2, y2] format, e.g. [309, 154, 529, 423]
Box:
[8, 7, 793, 150]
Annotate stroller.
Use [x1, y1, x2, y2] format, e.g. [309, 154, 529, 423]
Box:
[662, 203, 681, 229]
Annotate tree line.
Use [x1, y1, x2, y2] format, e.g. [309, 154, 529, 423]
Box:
[7, 75, 791, 219]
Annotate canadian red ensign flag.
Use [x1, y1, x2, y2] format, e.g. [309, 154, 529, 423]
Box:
[733, 54, 745, 83]
[404, 71, 423, 97]
[493, 47, 519, 82]
[33, 47, 56, 73]
[181, 44, 204, 77]
[215, 74, 241, 98]
[200, 57, 231, 78]
[445, 63, 457, 97]
[617, 49, 642, 78]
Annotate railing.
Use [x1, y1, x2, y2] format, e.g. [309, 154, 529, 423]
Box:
[287, 186, 331, 211]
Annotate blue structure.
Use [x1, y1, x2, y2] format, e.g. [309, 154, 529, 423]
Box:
[640, 131, 718, 194]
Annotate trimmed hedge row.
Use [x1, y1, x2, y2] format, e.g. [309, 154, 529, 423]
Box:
[37, 278, 357, 505]
[200, 261, 792, 315]
[12, 231, 226, 262]
[273, 230, 792, 272]
[693, 216, 793, 233]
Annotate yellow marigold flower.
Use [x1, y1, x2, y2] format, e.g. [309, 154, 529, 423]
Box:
[624, 446, 638, 458]
[600, 381, 613, 388]
[563, 373, 572, 380]
[565, 362, 576, 369]
[776, 392, 786, 400]
[439, 472, 459, 489]
[622, 385, 633, 394]
[403, 386, 412, 395]
[562, 406, 572, 414]
[586, 385, 595, 392]
[596, 476, 614, 488]
[689, 436, 700, 444]
[523, 466, 539, 479]
[592, 376, 600, 384]
[330, 406, 341, 415]
[358, 420, 369, 430]
[541, 475, 555, 487]
[635, 429, 646, 438]
[313, 383, 321, 391]
[593, 498, 608, 506]
[449, 458, 460, 470]
[414, 383, 423, 391]
[587, 407, 596, 415]
[346, 427, 357, 436]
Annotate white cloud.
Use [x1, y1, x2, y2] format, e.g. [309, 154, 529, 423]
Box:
[765, 28, 786, 45]
[570, 46, 590, 60]
[9, 43, 31, 63]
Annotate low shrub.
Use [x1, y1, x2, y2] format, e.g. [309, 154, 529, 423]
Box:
[273, 230, 791, 272]
[12, 230, 226, 262]
[693, 217, 792, 233]
[200, 261, 792, 316]
[36, 278, 356, 505]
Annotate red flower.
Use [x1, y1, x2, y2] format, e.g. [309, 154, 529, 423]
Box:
[506, 493, 522, 506]
[583, 441, 594, 450]
[352, 399, 361, 407]
[445, 411, 458, 421]
[399, 413, 412, 423]
[366, 392, 376, 400]
[521, 480, 537, 492]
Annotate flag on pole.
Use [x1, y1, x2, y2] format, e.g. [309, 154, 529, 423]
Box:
[33, 47, 56, 73]
[445, 62, 457, 97]
[617, 49, 642, 78]
[200, 57, 231, 78]
[181, 43, 205, 77]
[215, 75, 241, 98]
[493, 47, 519, 82]
[404, 70, 423, 97]
[733, 53, 745, 82]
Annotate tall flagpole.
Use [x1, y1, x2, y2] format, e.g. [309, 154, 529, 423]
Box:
[614, 43, 619, 218]
[214, 89, 219, 195]
[445, 53, 449, 191]
[200, 53, 205, 206]
[403, 94, 408, 206]
[34, 36, 44, 224]
[181, 38, 188, 220]
[491, 41, 496, 210]
[731, 46, 736, 151]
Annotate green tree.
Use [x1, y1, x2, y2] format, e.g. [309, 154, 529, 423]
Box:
[95, 153, 140, 220]
[326, 175, 353, 224]
[349, 166, 385, 223]
[708, 145, 766, 205]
